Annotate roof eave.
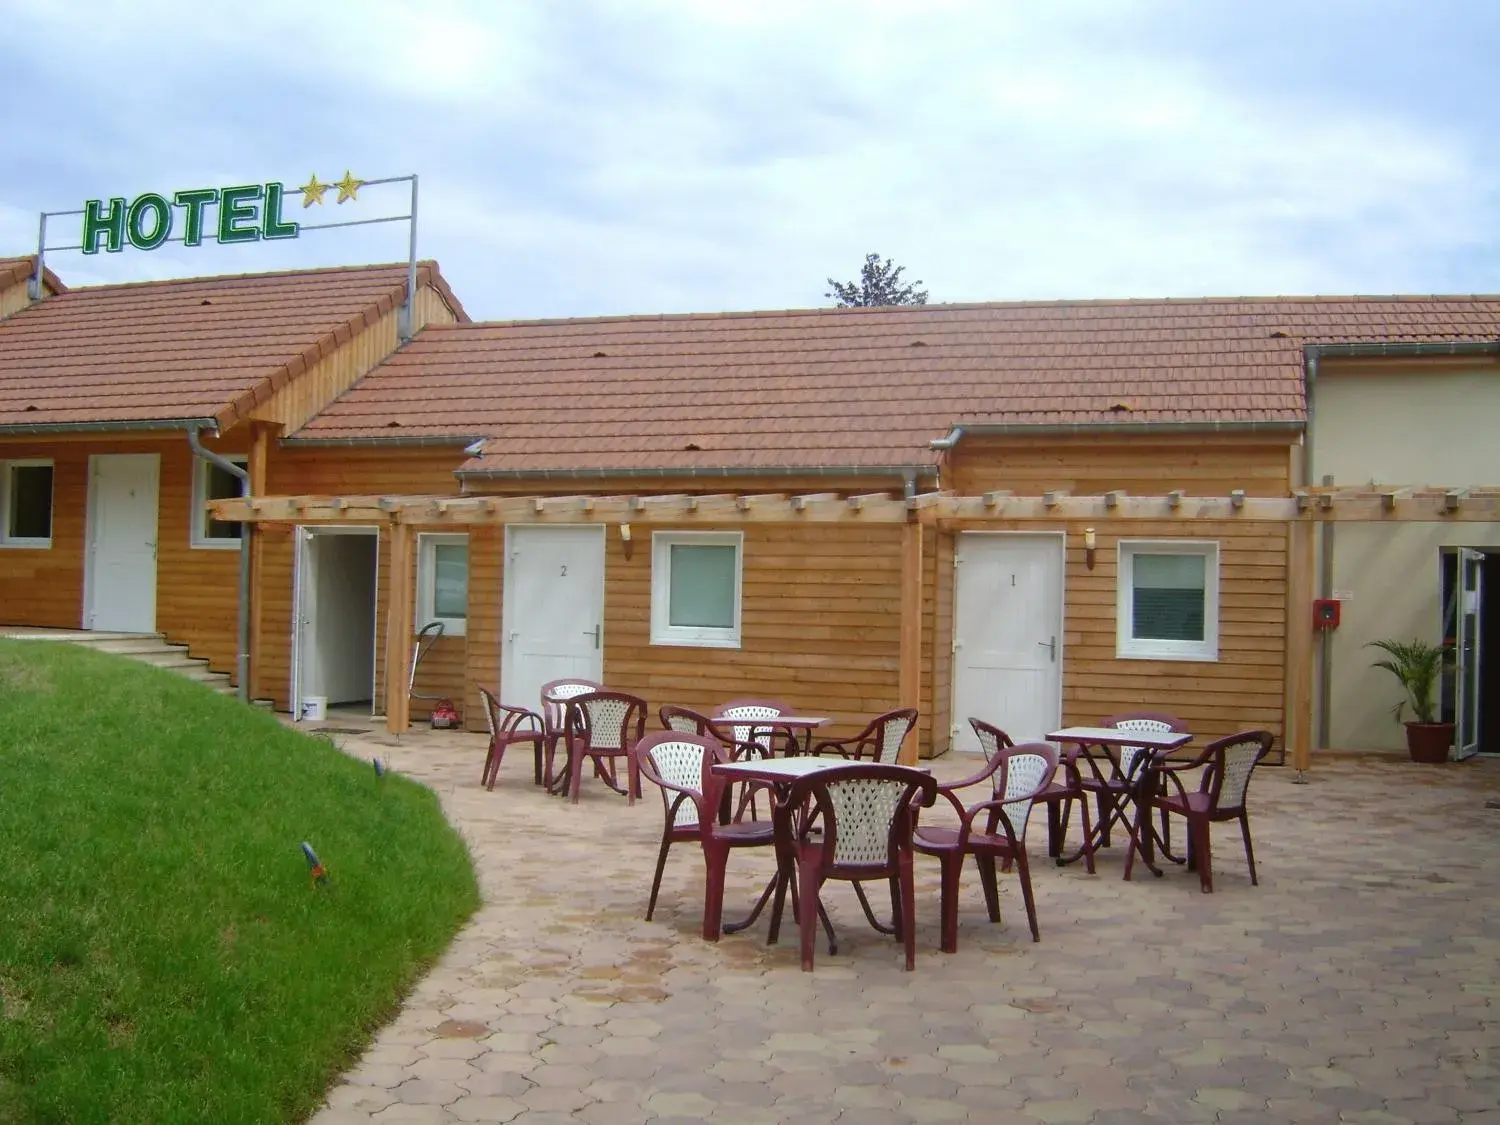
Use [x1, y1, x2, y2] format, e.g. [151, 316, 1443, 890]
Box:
[455, 462, 942, 481]
[928, 418, 1306, 449]
[0, 416, 219, 437]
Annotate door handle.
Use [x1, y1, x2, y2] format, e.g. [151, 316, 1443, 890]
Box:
[1038, 636, 1056, 662]
[586, 624, 601, 649]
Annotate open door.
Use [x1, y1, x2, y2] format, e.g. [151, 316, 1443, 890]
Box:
[291, 526, 380, 720]
[1453, 548, 1484, 761]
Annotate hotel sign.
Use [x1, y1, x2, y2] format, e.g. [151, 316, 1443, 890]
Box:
[81, 181, 302, 254]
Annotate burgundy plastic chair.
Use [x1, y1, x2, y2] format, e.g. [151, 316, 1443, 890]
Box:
[713, 699, 796, 757]
[769, 763, 938, 972]
[1131, 730, 1275, 892]
[812, 708, 918, 763]
[914, 741, 1058, 949]
[540, 678, 602, 789]
[478, 687, 545, 789]
[560, 690, 647, 805]
[632, 731, 776, 939]
[1082, 711, 1190, 851]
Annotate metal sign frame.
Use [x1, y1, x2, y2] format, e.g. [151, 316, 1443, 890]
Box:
[30, 172, 422, 340]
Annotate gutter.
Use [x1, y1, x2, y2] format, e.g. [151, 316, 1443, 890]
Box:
[927, 418, 1305, 450]
[456, 463, 940, 482]
[0, 417, 218, 437]
[281, 434, 486, 450]
[186, 424, 251, 705]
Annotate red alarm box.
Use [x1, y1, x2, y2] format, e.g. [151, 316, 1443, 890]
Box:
[1313, 598, 1341, 630]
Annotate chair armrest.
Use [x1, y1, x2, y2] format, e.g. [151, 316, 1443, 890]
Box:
[499, 706, 544, 737]
[955, 797, 1025, 848]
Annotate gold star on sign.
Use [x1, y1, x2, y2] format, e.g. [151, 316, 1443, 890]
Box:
[298, 174, 328, 207]
[334, 170, 363, 204]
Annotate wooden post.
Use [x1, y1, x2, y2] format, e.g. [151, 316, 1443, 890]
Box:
[898, 519, 924, 764]
[384, 520, 414, 735]
[1284, 518, 1316, 772]
[246, 423, 272, 701]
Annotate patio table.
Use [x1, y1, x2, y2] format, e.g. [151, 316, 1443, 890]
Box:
[710, 757, 928, 945]
[1047, 725, 1193, 877]
[737, 716, 830, 757]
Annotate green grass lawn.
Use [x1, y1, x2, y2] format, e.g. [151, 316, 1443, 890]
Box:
[0, 639, 480, 1124]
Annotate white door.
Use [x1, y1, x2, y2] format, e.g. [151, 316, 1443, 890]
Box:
[501, 526, 605, 712]
[951, 532, 1065, 751]
[86, 453, 160, 632]
[1453, 548, 1484, 761]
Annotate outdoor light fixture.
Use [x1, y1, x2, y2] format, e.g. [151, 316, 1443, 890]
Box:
[1084, 527, 1097, 570]
[619, 522, 633, 560]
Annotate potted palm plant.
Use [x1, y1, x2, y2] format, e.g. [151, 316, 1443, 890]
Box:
[1367, 638, 1455, 764]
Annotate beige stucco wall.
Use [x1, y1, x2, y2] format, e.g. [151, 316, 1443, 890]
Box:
[1309, 360, 1500, 750]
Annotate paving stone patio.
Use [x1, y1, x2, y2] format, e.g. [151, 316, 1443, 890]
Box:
[307, 721, 1500, 1124]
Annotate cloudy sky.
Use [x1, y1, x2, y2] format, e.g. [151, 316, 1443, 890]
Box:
[2, 0, 1496, 320]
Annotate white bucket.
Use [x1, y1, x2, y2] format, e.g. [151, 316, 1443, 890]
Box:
[301, 695, 328, 722]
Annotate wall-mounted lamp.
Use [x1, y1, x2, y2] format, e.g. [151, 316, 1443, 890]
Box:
[1084, 527, 1097, 570]
[619, 522, 634, 560]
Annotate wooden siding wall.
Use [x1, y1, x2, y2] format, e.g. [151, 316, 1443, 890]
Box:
[0, 438, 88, 627]
[0, 434, 247, 674]
[0, 279, 35, 320]
[249, 284, 458, 434]
[601, 522, 905, 744]
[945, 435, 1295, 746]
[929, 530, 956, 753]
[254, 447, 468, 713]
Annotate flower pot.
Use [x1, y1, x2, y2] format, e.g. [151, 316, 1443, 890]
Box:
[1404, 721, 1453, 764]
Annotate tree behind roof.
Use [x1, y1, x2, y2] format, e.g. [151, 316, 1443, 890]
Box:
[825, 253, 929, 307]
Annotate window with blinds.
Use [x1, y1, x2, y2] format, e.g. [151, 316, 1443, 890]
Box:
[652, 531, 743, 647]
[1117, 541, 1219, 660]
[418, 534, 469, 635]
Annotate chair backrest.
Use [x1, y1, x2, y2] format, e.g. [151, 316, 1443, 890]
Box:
[634, 731, 726, 830]
[479, 686, 503, 737]
[1102, 711, 1188, 778]
[968, 718, 1016, 763]
[863, 709, 918, 763]
[783, 764, 937, 874]
[541, 679, 603, 732]
[567, 690, 647, 751]
[660, 704, 715, 736]
[1201, 730, 1275, 812]
[714, 699, 789, 755]
[987, 742, 1060, 839]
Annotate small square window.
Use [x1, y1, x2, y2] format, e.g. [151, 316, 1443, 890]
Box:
[1117, 540, 1219, 661]
[1, 461, 54, 547]
[418, 534, 468, 636]
[652, 531, 742, 648]
[192, 457, 246, 547]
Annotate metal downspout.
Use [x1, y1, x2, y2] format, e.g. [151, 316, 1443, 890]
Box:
[1304, 350, 1334, 762]
[186, 425, 251, 703]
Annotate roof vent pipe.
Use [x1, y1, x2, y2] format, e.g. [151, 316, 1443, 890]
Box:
[186, 424, 251, 704]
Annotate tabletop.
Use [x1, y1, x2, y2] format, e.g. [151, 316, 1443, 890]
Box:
[713, 757, 927, 783]
[1046, 726, 1193, 751]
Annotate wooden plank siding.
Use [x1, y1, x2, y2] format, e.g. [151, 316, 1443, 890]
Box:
[248, 284, 459, 433]
[943, 435, 1297, 747]
[0, 434, 248, 676]
[600, 522, 905, 746]
[0, 278, 35, 321]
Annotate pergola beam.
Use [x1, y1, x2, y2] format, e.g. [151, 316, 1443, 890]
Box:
[211, 486, 1500, 526]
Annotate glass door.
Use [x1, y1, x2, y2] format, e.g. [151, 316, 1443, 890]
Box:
[1454, 548, 1483, 761]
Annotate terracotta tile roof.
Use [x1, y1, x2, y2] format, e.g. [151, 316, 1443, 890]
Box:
[288, 294, 1500, 474]
[0, 260, 465, 432]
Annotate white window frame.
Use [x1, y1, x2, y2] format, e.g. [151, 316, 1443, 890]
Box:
[1117, 539, 1220, 662]
[651, 530, 743, 649]
[417, 533, 469, 637]
[191, 456, 248, 549]
[0, 459, 55, 548]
